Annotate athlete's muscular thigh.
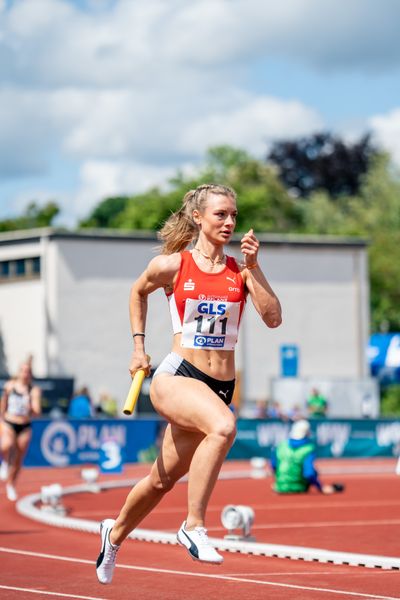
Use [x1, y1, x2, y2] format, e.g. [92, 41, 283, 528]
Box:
[150, 374, 234, 435]
[1, 423, 16, 452]
[150, 424, 204, 489]
[16, 428, 32, 453]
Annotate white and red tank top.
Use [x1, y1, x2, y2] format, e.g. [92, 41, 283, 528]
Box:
[7, 387, 31, 417]
[166, 251, 246, 351]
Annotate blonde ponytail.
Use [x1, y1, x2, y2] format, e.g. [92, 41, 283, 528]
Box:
[158, 184, 236, 255]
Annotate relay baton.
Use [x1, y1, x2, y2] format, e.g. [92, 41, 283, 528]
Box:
[123, 356, 151, 415]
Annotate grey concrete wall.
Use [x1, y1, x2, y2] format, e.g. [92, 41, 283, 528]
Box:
[0, 231, 370, 413]
[233, 242, 370, 402]
[0, 238, 46, 375]
[0, 279, 45, 376]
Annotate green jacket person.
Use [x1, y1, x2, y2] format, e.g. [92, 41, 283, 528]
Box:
[306, 388, 328, 417]
[271, 420, 343, 494]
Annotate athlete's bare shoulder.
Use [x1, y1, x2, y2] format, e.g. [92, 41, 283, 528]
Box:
[146, 252, 182, 287]
[4, 379, 15, 393]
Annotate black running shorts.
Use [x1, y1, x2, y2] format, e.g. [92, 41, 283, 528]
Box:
[154, 352, 235, 405]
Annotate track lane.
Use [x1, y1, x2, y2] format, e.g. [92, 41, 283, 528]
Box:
[1, 459, 400, 600]
[1, 543, 400, 600]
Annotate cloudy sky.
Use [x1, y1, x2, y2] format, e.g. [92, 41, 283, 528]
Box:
[1, 0, 400, 226]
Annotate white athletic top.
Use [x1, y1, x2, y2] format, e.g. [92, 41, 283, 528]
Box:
[7, 388, 31, 418]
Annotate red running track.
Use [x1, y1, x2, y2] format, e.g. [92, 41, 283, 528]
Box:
[1, 458, 400, 600]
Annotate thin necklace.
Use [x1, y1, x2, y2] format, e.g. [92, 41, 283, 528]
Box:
[194, 247, 225, 266]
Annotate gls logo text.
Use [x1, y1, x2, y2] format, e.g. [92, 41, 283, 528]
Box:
[198, 302, 227, 315]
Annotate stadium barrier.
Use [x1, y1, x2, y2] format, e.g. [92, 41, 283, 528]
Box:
[22, 417, 400, 468]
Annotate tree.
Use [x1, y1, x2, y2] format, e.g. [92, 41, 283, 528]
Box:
[293, 153, 400, 332]
[2, 141, 400, 335]
[267, 132, 377, 198]
[357, 156, 400, 332]
[79, 196, 130, 228]
[80, 146, 301, 234]
[0, 201, 60, 232]
[202, 146, 303, 232]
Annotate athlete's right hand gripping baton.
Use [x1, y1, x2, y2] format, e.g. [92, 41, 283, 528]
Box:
[123, 355, 151, 416]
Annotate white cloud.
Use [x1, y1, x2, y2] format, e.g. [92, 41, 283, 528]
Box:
[5, 158, 182, 226]
[7, 185, 71, 223]
[1, 0, 400, 224]
[369, 108, 400, 167]
[8, 0, 73, 35]
[179, 96, 323, 157]
[1, 0, 172, 87]
[165, 0, 400, 71]
[70, 159, 180, 222]
[0, 81, 323, 172]
[2, 0, 400, 90]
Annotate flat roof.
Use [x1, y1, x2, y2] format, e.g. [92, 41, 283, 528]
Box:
[0, 227, 368, 249]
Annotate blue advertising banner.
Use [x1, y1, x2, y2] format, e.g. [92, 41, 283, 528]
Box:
[99, 440, 124, 474]
[280, 345, 299, 377]
[25, 419, 160, 467]
[368, 333, 400, 384]
[24, 417, 400, 467]
[228, 418, 400, 460]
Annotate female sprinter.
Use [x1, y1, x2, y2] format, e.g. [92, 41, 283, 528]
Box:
[1, 360, 41, 501]
[96, 183, 282, 584]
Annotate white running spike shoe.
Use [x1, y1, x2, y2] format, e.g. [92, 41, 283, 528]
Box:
[96, 519, 120, 584]
[6, 483, 17, 502]
[177, 521, 223, 564]
[0, 461, 8, 481]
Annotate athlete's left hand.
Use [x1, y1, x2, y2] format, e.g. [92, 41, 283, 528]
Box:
[241, 229, 259, 268]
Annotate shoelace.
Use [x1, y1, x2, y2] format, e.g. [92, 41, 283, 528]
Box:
[194, 527, 211, 547]
[104, 542, 119, 565]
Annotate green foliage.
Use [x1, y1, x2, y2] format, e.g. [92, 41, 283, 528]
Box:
[201, 146, 302, 232]
[2, 140, 400, 335]
[380, 385, 400, 416]
[296, 191, 349, 235]
[76, 143, 400, 332]
[293, 153, 400, 331]
[204, 146, 253, 182]
[112, 183, 200, 231]
[369, 230, 400, 332]
[79, 196, 130, 228]
[347, 157, 400, 331]
[0, 201, 59, 232]
[79, 146, 300, 234]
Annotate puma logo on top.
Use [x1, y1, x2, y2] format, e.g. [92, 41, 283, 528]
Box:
[226, 276, 236, 284]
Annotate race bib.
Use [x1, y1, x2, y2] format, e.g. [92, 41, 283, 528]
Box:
[181, 299, 241, 351]
[8, 391, 30, 416]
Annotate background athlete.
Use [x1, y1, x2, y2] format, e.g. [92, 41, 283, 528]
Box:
[1, 359, 42, 501]
[96, 183, 282, 584]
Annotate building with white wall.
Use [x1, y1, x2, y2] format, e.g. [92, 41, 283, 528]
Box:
[0, 228, 374, 416]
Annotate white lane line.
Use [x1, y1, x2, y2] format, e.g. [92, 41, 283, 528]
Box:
[73, 500, 400, 518]
[260, 519, 400, 529]
[224, 570, 400, 577]
[0, 546, 399, 600]
[205, 519, 400, 533]
[0, 547, 93, 566]
[0, 585, 106, 600]
[71, 512, 111, 518]
[179, 499, 400, 511]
